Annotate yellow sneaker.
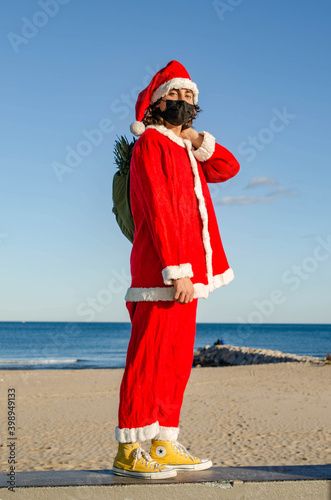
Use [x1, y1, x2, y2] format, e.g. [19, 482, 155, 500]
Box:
[150, 439, 213, 471]
[112, 442, 177, 479]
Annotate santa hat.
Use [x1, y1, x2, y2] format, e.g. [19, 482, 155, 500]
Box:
[130, 60, 199, 137]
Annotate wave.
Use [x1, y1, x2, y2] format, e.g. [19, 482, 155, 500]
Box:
[0, 358, 79, 365]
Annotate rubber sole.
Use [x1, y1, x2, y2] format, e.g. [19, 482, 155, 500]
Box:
[112, 465, 177, 479]
[171, 459, 213, 471]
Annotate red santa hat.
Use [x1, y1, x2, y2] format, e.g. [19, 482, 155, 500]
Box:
[130, 60, 199, 136]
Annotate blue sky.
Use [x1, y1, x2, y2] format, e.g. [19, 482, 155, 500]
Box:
[1, 0, 330, 324]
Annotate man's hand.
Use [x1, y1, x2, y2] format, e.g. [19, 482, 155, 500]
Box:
[173, 277, 195, 304]
[180, 128, 204, 149]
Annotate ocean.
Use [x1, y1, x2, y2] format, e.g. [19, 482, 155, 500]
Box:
[0, 322, 329, 370]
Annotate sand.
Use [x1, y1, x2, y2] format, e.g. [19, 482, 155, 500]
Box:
[0, 363, 330, 471]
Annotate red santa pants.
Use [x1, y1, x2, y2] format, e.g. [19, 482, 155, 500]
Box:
[116, 298, 198, 443]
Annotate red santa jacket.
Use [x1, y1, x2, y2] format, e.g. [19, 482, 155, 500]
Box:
[124, 124, 240, 302]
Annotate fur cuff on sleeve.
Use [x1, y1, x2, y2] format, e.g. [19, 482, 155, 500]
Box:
[193, 131, 216, 162]
[162, 263, 194, 285]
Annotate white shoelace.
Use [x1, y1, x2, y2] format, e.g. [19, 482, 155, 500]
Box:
[170, 440, 195, 461]
[132, 446, 161, 470]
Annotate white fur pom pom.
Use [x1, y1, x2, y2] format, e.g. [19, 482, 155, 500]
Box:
[130, 121, 146, 136]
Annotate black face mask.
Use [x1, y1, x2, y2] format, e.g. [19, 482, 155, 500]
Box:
[160, 99, 195, 126]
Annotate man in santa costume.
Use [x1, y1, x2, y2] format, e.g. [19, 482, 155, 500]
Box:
[112, 60, 240, 479]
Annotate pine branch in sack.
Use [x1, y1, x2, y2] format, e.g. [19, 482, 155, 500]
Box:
[113, 135, 136, 176]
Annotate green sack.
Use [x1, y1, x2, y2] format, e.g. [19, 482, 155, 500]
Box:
[112, 169, 135, 243]
[112, 135, 136, 244]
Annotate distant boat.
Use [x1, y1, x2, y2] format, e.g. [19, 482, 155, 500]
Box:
[22, 321, 26, 323]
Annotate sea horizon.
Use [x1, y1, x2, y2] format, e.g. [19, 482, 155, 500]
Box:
[0, 321, 330, 371]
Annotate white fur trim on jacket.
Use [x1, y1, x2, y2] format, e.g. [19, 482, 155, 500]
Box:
[151, 78, 199, 105]
[193, 131, 216, 162]
[153, 426, 180, 441]
[185, 143, 214, 286]
[146, 125, 198, 155]
[115, 421, 159, 443]
[125, 268, 234, 301]
[162, 263, 194, 285]
[145, 124, 187, 148]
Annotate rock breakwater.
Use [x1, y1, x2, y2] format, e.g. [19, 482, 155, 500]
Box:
[193, 344, 324, 367]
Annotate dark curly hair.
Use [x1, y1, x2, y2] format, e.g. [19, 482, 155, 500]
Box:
[142, 97, 202, 130]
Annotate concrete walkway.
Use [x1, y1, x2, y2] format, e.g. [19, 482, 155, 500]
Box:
[1, 464, 330, 499]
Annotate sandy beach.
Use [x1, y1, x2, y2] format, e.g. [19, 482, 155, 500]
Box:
[1, 363, 330, 472]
